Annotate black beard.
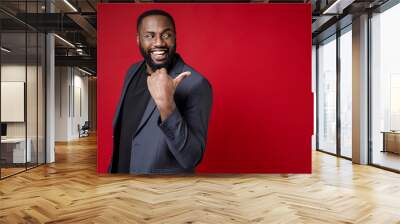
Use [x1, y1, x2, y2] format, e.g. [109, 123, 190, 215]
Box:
[139, 44, 176, 72]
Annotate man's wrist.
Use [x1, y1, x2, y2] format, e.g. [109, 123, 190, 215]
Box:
[158, 101, 176, 121]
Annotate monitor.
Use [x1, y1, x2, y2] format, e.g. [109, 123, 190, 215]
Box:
[1, 123, 7, 137]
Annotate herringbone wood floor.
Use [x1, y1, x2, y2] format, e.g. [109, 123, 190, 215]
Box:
[1, 134, 400, 224]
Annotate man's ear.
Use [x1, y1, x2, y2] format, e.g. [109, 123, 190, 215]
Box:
[136, 34, 139, 46]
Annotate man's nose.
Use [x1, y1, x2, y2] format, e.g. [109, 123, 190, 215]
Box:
[154, 35, 166, 47]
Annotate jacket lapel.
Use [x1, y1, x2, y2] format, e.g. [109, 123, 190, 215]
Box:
[133, 54, 185, 137]
[113, 61, 144, 128]
[134, 96, 156, 137]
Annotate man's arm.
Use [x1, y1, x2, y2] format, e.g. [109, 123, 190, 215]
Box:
[157, 79, 213, 169]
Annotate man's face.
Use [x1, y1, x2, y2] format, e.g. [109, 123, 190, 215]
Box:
[137, 15, 176, 72]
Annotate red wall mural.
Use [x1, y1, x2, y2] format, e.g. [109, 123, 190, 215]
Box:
[97, 3, 313, 173]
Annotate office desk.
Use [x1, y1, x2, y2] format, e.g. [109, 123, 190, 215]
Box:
[382, 131, 400, 154]
[1, 138, 32, 163]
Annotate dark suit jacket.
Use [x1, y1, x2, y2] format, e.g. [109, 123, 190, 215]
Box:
[109, 55, 213, 174]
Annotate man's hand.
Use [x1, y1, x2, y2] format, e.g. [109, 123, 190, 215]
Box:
[147, 68, 191, 121]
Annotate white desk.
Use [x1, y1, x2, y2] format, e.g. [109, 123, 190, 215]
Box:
[1, 138, 32, 163]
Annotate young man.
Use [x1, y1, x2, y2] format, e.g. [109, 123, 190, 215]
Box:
[109, 9, 213, 174]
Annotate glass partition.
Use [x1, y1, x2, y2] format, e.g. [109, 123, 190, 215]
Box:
[1, 31, 28, 177]
[371, 3, 400, 171]
[27, 31, 38, 169]
[0, 1, 46, 179]
[317, 35, 337, 154]
[38, 32, 45, 165]
[339, 28, 352, 158]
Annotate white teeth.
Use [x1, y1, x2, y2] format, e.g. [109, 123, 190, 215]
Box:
[152, 50, 166, 55]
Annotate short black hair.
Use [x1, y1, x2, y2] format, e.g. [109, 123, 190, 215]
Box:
[137, 9, 176, 32]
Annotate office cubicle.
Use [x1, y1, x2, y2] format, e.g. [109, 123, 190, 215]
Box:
[0, 1, 46, 179]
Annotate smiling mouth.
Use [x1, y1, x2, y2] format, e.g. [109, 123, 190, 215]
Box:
[150, 49, 168, 62]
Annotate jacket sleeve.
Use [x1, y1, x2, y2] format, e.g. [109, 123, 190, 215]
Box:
[157, 78, 213, 170]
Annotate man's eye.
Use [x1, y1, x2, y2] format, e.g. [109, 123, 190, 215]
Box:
[162, 33, 172, 39]
[144, 34, 153, 39]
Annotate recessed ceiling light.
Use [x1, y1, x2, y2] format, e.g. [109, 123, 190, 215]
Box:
[77, 67, 93, 76]
[323, 0, 354, 15]
[1, 47, 11, 53]
[54, 34, 75, 48]
[63, 0, 78, 12]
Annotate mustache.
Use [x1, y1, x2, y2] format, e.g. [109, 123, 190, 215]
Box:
[148, 48, 169, 52]
[139, 42, 177, 72]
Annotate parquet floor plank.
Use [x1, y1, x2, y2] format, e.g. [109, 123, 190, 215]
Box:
[1, 135, 400, 223]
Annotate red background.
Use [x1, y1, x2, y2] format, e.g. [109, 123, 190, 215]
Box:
[97, 3, 312, 173]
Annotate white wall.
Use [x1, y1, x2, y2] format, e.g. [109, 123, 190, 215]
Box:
[1, 63, 46, 164]
[55, 66, 69, 141]
[55, 67, 89, 141]
[72, 73, 89, 137]
[1, 64, 40, 137]
[1, 64, 28, 142]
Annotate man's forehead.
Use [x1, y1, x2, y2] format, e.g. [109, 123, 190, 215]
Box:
[140, 15, 174, 31]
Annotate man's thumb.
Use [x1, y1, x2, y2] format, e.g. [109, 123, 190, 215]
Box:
[174, 71, 191, 87]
